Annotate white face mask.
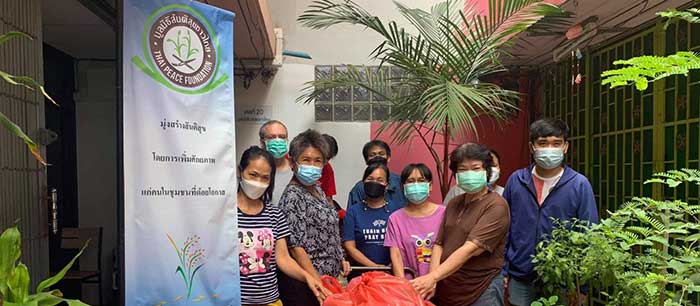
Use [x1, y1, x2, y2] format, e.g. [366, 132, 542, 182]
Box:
[240, 179, 269, 200]
[489, 167, 500, 185]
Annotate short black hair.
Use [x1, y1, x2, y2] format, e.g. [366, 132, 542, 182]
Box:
[529, 118, 569, 143]
[400, 163, 432, 184]
[238, 146, 276, 204]
[289, 129, 330, 163]
[362, 140, 391, 162]
[322, 134, 338, 159]
[490, 149, 501, 167]
[362, 162, 390, 182]
[449, 143, 494, 182]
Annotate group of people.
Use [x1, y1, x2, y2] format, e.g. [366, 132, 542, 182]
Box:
[236, 118, 599, 306]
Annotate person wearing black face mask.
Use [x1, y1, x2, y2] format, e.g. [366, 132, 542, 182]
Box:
[343, 163, 404, 279]
[347, 140, 407, 208]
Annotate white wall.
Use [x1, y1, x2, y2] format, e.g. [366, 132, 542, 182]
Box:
[75, 60, 117, 305]
[235, 0, 442, 206]
[234, 64, 370, 207]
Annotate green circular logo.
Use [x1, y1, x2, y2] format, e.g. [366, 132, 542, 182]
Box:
[132, 4, 228, 95]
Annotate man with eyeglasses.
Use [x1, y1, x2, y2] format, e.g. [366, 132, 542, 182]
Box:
[502, 118, 599, 306]
[259, 120, 294, 206]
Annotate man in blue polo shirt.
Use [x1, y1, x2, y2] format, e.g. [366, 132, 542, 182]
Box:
[347, 140, 406, 207]
[503, 118, 599, 306]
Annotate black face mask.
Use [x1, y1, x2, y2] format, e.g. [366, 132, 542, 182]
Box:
[364, 181, 387, 199]
[367, 156, 388, 166]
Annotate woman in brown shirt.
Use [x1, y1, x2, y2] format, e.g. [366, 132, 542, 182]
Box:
[411, 143, 510, 306]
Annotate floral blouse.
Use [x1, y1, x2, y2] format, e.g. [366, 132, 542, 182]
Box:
[278, 183, 343, 276]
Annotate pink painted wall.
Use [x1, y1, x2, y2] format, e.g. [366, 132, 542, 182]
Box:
[371, 76, 534, 203]
[365, 0, 565, 203]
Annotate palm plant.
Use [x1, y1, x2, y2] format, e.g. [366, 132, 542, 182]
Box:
[1, 31, 55, 166]
[297, 0, 568, 197]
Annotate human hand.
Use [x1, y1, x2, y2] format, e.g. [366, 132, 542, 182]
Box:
[341, 260, 351, 276]
[306, 275, 332, 304]
[410, 274, 437, 299]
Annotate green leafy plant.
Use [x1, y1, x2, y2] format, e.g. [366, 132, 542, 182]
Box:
[297, 0, 568, 197]
[0, 226, 89, 306]
[531, 296, 560, 306]
[166, 234, 205, 300]
[1, 31, 56, 165]
[534, 169, 700, 306]
[600, 52, 700, 91]
[601, 6, 700, 91]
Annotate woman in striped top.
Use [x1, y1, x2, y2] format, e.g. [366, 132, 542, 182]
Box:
[237, 146, 330, 306]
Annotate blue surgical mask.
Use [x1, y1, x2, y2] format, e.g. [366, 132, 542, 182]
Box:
[534, 148, 565, 170]
[404, 183, 430, 204]
[295, 164, 322, 186]
[456, 170, 488, 193]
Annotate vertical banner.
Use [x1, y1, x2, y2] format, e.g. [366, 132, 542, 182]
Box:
[122, 1, 238, 306]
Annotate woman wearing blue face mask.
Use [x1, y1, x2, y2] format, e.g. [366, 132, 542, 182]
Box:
[411, 143, 510, 306]
[276, 129, 350, 306]
[384, 163, 446, 280]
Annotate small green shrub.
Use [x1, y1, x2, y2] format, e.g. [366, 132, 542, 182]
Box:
[0, 226, 90, 306]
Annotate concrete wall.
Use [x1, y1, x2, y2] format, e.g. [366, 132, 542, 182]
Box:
[74, 60, 117, 305]
[235, 0, 443, 206]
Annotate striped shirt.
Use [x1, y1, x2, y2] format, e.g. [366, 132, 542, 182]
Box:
[238, 205, 290, 305]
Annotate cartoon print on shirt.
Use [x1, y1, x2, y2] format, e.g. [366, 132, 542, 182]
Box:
[411, 232, 434, 263]
[239, 253, 255, 274]
[238, 228, 275, 275]
[258, 230, 274, 250]
[238, 230, 255, 249]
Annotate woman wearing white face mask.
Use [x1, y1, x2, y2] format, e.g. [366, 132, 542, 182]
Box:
[443, 150, 504, 205]
[237, 146, 330, 306]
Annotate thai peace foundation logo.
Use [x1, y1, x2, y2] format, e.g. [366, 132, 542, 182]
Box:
[132, 4, 228, 94]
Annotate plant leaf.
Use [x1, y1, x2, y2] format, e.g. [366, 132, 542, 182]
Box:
[36, 240, 89, 293]
[7, 263, 30, 303]
[0, 226, 22, 297]
[0, 111, 48, 166]
[0, 31, 31, 45]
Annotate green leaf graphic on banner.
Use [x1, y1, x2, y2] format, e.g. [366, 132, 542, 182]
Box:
[167, 234, 206, 300]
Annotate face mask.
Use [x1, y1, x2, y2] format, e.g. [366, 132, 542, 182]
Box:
[404, 183, 430, 204]
[488, 167, 500, 185]
[534, 147, 565, 169]
[295, 164, 322, 186]
[456, 170, 488, 193]
[240, 179, 269, 200]
[265, 138, 288, 159]
[364, 181, 387, 199]
[367, 156, 388, 166]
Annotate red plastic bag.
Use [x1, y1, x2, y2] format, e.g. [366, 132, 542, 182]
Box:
[322, 271, 435, 306]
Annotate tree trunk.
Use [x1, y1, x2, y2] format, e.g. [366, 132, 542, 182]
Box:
[441, 124, 451, 199]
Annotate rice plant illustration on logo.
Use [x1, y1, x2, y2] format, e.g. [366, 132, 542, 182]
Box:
[167, 234, 205, 301]
[166, 30, 200, 72]
[132, 4, 228, 94]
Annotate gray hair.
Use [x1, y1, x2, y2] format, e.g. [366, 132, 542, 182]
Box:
[258, 120, 288, 139]
[289, 129, 330, 163]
